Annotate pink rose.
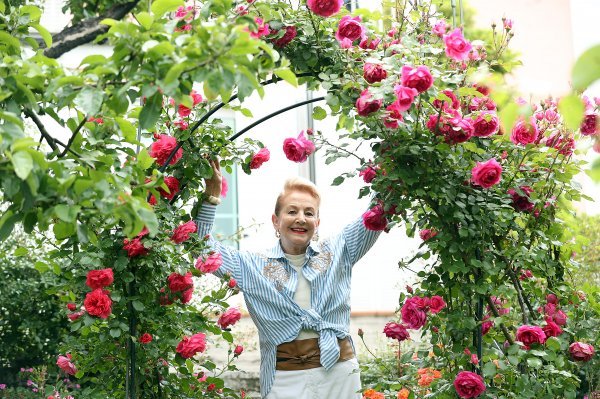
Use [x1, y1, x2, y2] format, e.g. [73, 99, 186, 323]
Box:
[419, 228, 438, 241]
[432, 19, 447, 37]
[234, 345, 244, 356]
[503, 18, 513, 30]
[552, 310, 567, 326]
[384, 101, 404, 127]
[383, 322, 410, 341]
[453, 371, 486, 398]
[250, 147, 270, 169]
[546, 293, 558, 304]
[359, 164, 378, 183]
[443, 28, 472, 61]
[149, 176, 180, 205]
[472, 111, 499, 137]
[139, 333, 153, 344]
[401, 65, 434, 93]
[359, 36, 381, 50]
[171, 221, 197, 244]
[228, 278, 237, 289]
[542, 317, 563, 338]
[56, 354, 77, 375]
[218, 307, 242, 329]
[510, 118, 539, 145]
[306, 0, 343, 17]
[123, 237, 149, 257]
[401, 298, 427, 329]
[355, 89, 382, 117]
[363, 63, 387, 84]
[445, 116, 474, 144]
[393, 85, 419, 112]
[67, 310, 85, 321]
[507, 186, 534, 212]
[569, 342, 595, 362]
[469, 96, 497, 112]
[195, 252, 223, 273]
[471, 158, 502, 188]
[433, 89, 460, 110]
[221, 176, 228, 198]
[271, 26, 297, 47]
[429, 296, 446, 314]
[84, 289, 112, 319]
[546, 133, 575, 156]
[335, 15, 365, 45]
[167, 272, 193, 293]
[362, 204, 388, 231]
[282, 132, 315, 162]
[86, 268, 114, 290]
[580, 113, 598, 136]
[176, 333, 207, 358]
[181, 287, 193, 304]
[175, 6, 194, 21]
[149, 134, 183, 166]
[481, 316, 493, 335]
[516, 325, 546, 349]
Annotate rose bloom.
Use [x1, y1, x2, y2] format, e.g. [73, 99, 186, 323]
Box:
[362, 204, 388, 231]
[359, 164, 378, 183]
[432, 89, 460, 110]
[282, 131, 315, 162]
[335, 15, 365, 45]
[397, 388, 410, 399]
[542, 317, 563, 338]
[149, 176, 181, 205]
[569, 342, 595, 362]
[419, 228, 438, 241]
[393, 85, 419, 112]
[481, 316, 493, 335]
[56, 354, 77, 375]
[469, 96, 496, 112]
[546, 133, 575, 156]
[359, 36, 381, 50]
[84, 289, 112, 319]
[552, 309, 567, 326]
[228, 278, 237, 288]
[546, 293, 558, 304]
[453, 371, 486, 398]
[432, 19, 447, 37]
[86, 268, 114, 290]
[306, 0, 343, 17]
[383, 322, 410, 341]
[250, 147, 270, 170]
[444, 116, 474, 144]
[472, 111, 500, 137]
[271, 26, 297, 47]
[176, 333, 207, 359]
[249, 17, 269, 39]
[67, 303, 77, 311]
[510, 118, 539, 145]
[195, 252, 223, 273]
[363, 389, 385, 399]
[363, 63, 387, 84]
[384, 101, 405, 127]
[401, 299, 427, 329]
[123, 237, 148, 257]
[507, 186, 534, 212]
[356, 89, 382, 117]
[429, 296, 447, 313]
[443, 28, 473, 61]
[167, 272, 193, 293]
[471, 158, 502, 188]
[68, 310, 84, 321]
[580, 113, 598, 136]
[401, 65, 434, 93]
[234, 344, 244, 356]
[149, 134, 183, 166]
[171, 220, 197, 244]
[516, 325, 546, 349]
[218, 307, 242, 329]
[139, 333, 153, 344]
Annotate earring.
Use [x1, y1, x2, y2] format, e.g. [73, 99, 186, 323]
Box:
[275, 230, 281, 238]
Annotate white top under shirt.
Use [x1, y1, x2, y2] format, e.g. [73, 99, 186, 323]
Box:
[284, 252, 320, 340]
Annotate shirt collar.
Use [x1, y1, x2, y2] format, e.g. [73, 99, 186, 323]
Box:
[264, 240, 321, 259]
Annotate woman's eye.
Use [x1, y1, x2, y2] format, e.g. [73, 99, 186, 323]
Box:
[306, 212, 314, 217]
[288, 210, 296, 214]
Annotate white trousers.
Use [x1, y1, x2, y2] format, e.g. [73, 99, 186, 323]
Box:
[265, 358, 362, 399]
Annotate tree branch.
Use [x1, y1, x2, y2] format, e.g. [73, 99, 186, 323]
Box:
[24, 109, 60, 152]
[43, 1, 141, 59]
[486, 295, 515, 345]
[58, 116, 87, 158]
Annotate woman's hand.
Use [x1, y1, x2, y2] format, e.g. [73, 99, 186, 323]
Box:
[204, 158, 222, 198]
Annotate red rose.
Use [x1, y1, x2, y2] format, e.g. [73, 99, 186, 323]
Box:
[195, 252, 223, 273]
[234, 345, 244, 356]
[356, 89, 382, 117]
[218, 307, 242, 329]
[67, 303, 77, 311]
[359, 164, 378, 183]
[56, 354, 77, 375]
[139, 333, 153, 344]
[516, 325, 546, 349]
[429, 296, 446, 314]
[335, 15, 365, 46]
[453, 371, 486, 398]
[362, 204, 388, 231]
[176, 333, 207, 358]
[443, 28, 472, 61]
[545, 133, 575, 156]
[149, 134, 183, 166]
[481, 316, 493, 335]
[432, 89, 460, 110]
[383, 322, 410, 341]
[86, 268, 114, 290]
[580, 113, 598, 136]
[507, 186, 534, 212]
[67, 310, 85, 321]
[282, 132, 315, 162]
[569, 342, 595, 362]
[401, 298, 427, 329]
[363, 63, 387, 84]
[401, 65, 433, 93]
[250, 147, 271, 170]
[171, 221, 197, 244]
[149, 176, 181, 205]
[306, 0, 343, 17]
[271, 26, 297, 47]
[393, 85, 419, 112]
[419, 229, 438, 241]
[552, 310, 567, 326]
[510, 118, 539, 145]
[228, 278, 237, 289]
[123, 237, 149, 257]
[472, 111, 499, 137]
[542, 317, 562, 338]
[546, 293, 558, 304]
[359, 36, 381, 50]
[181, 287, 194, 304]
[84, 289, 112, 319]
[471, 158, 502, 188]
[167, 272, 193, 293]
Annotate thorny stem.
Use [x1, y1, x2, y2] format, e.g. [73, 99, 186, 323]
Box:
[359, 334, 395, 376]
[485, 296, 515, 345]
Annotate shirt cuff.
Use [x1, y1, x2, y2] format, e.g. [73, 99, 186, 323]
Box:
[197, 203, 217, 224]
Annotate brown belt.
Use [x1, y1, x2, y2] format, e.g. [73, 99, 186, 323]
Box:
[275, 337, 354, 371]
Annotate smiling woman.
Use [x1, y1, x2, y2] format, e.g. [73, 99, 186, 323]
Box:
[197, 159, 382, 399]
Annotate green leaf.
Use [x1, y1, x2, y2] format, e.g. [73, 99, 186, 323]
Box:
[55, 204, 80, 223]
[312, 106, 327, 120]
[151, 0, 184, 17]
[135, 11, 154, 30]
[116, 117, 138, 143]
[11, 150, 34, 180]
[571, 44, 600, 91]
[34, 262, 49, 273]
[53, 221, 76, 240]
[526, 357, 542, 369]
[31, 23, 52, 47]
[132, 300, 145, 311]
[482, 361, 496, 378]
[332, 176, 344, 186]
[164, 62, 189, 85]
[274, 68, 298, 87]
[74, 87, 104, 116]
[109, 328, 121, 338]
[137, 148, 155, 170]
[139, 92, 163, 131]
[558, 94, 585, 131]
[13, 247, 28, 256]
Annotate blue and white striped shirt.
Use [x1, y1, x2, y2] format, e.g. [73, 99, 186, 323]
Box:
[196, 204, 381, 397]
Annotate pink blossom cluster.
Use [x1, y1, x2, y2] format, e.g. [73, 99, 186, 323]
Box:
[282, 131, 315, 162]
[400, 295, 446, 330]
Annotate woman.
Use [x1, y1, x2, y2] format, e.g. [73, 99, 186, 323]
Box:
[197, 159, 382, 398]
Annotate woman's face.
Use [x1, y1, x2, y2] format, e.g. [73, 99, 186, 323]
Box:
[272, 190, 320, 255]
